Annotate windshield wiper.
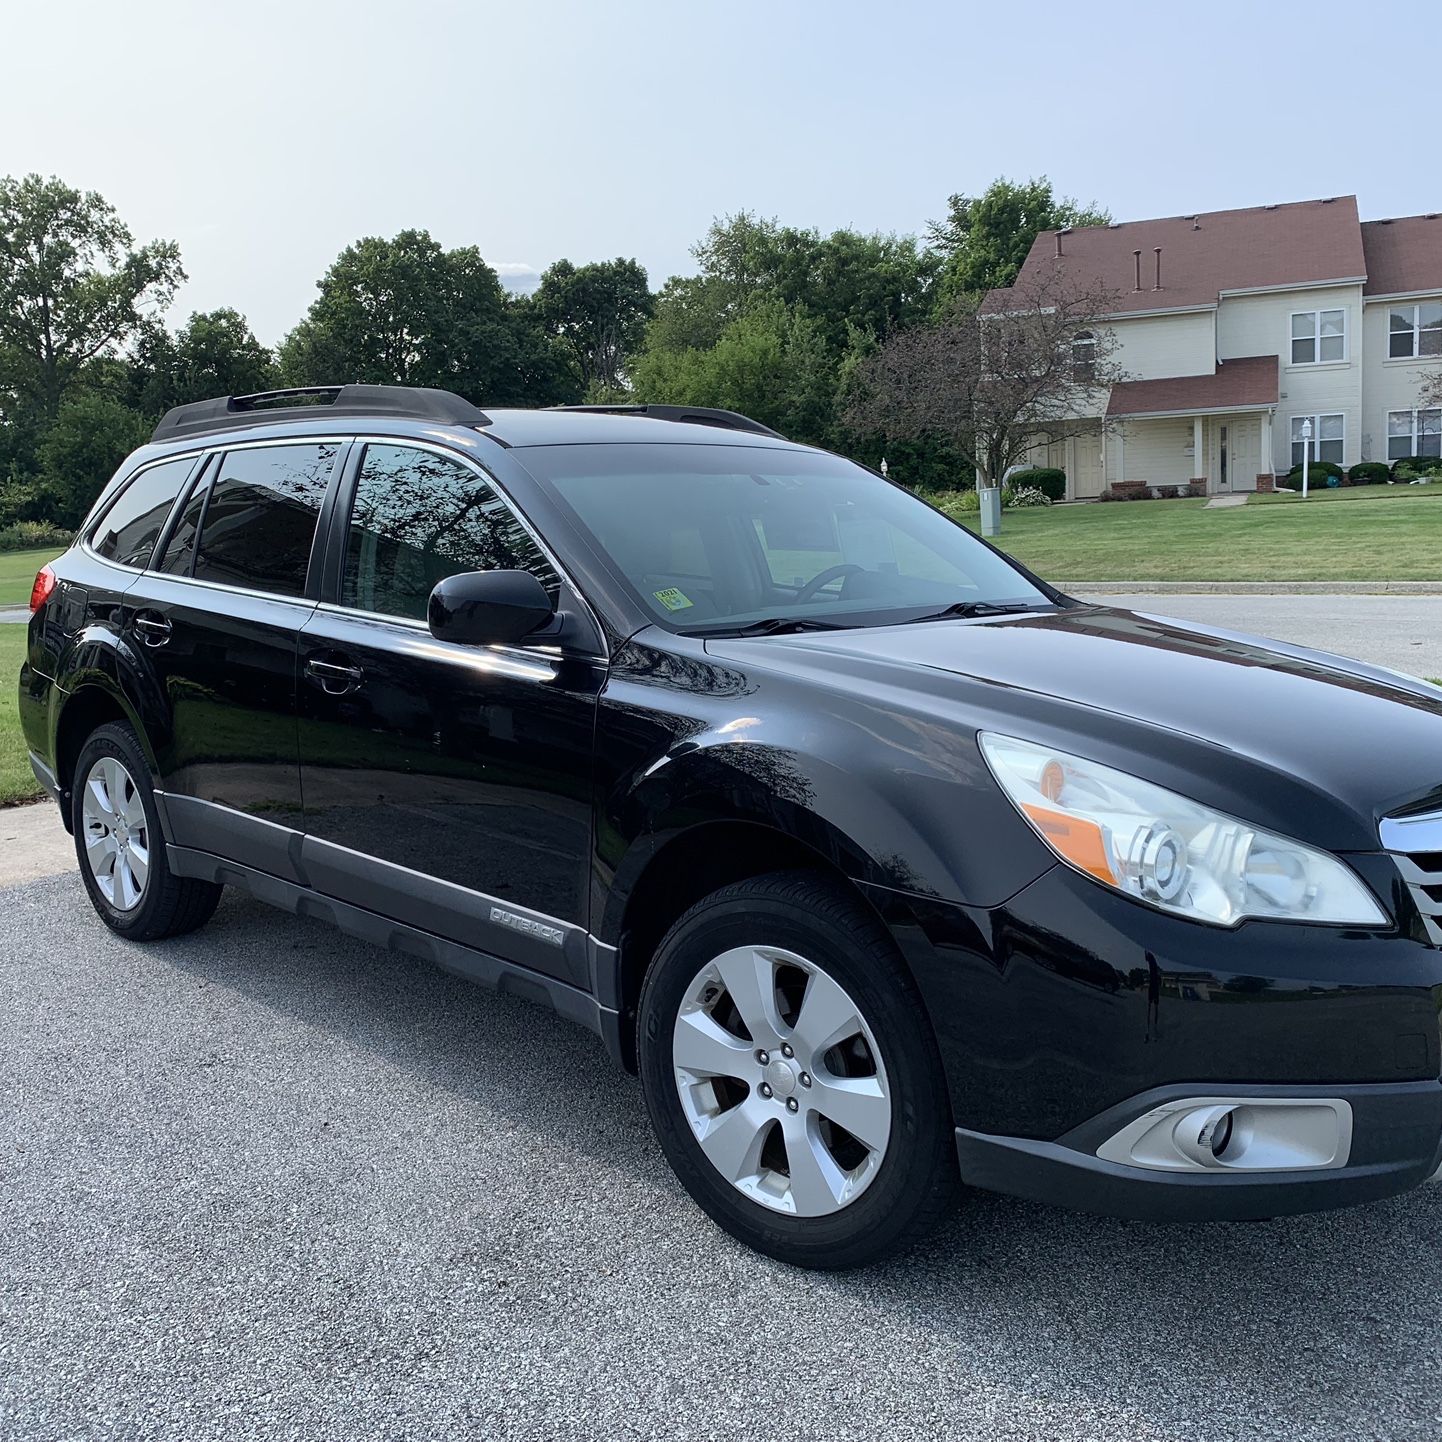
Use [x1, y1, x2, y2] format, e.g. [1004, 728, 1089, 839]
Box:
[685, 616, 850, 638]
[900, 600, 1049, 624]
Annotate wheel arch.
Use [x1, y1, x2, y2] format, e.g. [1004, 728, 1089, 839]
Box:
[53, 676, 158, 826]
[605, 812, 929, 1072]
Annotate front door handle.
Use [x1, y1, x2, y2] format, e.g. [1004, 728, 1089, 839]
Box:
[132, 611, 173, 647]
[305, 656, 365, 695]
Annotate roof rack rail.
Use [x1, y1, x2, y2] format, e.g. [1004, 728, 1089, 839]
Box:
[549, 403, 785, 439]
[151, 384, 491, 443]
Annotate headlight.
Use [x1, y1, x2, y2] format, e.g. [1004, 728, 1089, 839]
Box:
[979, 732, 1387, 927]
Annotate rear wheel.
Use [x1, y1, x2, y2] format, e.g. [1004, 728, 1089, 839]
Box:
[638, 870, 958, 1269]
[72, 722, 222, 941]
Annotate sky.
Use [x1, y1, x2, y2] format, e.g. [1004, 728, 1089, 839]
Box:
[2, 0, 1432, 346]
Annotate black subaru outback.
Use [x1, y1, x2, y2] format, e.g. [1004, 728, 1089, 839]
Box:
[20, 385, 1442, 1268]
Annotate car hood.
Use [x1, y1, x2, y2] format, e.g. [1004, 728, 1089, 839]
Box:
[707, 604, 1442, 846]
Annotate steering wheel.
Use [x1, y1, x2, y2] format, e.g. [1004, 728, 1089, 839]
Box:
[795, 563, 865, 603]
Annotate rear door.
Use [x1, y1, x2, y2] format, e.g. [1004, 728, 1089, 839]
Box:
[296, 440, 606, 986]
[130, 438, 345, 871]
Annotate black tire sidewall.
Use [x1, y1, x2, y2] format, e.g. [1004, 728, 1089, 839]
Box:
[71, 723, 174, 938]
[638, 881, 955, 1268]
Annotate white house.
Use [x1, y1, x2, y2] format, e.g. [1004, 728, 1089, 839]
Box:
[986, 197, 1442, 498]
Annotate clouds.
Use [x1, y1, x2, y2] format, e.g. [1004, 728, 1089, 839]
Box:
[493, 263, 541, 296]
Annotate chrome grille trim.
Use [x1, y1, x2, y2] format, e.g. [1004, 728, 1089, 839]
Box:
[1381, 808, 1442, 947]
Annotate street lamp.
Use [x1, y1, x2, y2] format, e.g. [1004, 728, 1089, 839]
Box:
[1300, 417, 1313, 499]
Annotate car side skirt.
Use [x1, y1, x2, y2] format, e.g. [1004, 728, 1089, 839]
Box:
[164, 843, 628, 1068]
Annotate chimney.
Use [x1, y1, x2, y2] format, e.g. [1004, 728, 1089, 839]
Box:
[1055, 231, 1063, 257]
[1153, 247, 1163, 290]
[1133, 249, 1142, 290]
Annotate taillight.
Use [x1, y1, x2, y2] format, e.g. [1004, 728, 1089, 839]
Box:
[29, 564, 57, 613]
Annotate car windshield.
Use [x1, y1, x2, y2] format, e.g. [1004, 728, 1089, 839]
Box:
[520, 442, 1051, 633]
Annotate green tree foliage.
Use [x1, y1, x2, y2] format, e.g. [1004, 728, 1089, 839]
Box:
[533, 258, 652, 395]
[632, 213, 944, 473]
[277, 230, 577, 406]
[927, 176, 1110, 302]
[0, 174, 184, 419]
[131, 308, 275, 414]
[30, 392, 151, 528]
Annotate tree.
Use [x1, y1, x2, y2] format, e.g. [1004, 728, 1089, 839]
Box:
[277, 230, 572, 406]
[131, 308, 275, 414]
[31, 392, 151, 528]
[533, 258, 651, 395]
[846, 269, 1126, 487]
[927, 176, 1109, 301]
[1418, 369, 1442, 412]
[0, 174, 184, 419]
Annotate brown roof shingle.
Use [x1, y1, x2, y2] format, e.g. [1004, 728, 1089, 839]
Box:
[1105, 356, 1279, 418]
[1361, 215, 1442, 296]
[985, 197, 1367, 316]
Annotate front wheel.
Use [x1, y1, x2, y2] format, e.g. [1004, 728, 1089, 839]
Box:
[72, 721, 223, 941]
[638, 871, 958, 1269]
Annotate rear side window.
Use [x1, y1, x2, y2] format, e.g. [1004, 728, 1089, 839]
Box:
[156, 474, 209, 576]
[341, 444, 559, 621]
[190, 443, 338, 596]
[91, 457, 196, 568]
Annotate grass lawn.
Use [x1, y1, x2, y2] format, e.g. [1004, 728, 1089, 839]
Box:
[958, 485, 1442, 582]
[0, 626, 42, 806]
[0, 547, 65, 608]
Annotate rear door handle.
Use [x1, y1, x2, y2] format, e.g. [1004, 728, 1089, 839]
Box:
[305, 656, 365, 694]
[132, 611, 172, 647]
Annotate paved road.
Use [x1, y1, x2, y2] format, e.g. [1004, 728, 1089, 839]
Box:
[3, 869, 1441, 1442]
[1072, 592, 1442, 679]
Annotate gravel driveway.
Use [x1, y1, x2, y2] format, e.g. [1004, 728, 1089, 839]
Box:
[3, 871, 1440, 1441]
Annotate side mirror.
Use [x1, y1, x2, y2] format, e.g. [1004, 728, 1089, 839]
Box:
[428, 569, 556, 646]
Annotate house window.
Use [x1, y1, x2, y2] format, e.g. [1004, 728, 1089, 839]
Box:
[1290, 414, 1345, 466]
[1071, 331, 1096, 382]
[1387, 408, 1442, 460]
[1388, 302, 1442, 359]
[1290, 308, 1346, 364]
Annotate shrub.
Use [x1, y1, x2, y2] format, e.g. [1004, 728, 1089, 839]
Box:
[1002, 485, 1051, 508]
[1277, 460, 1345, 491]
[935, 488, 980, 518]
[0, 520, 72, 552]
[1006, 466, 1066, 501]
[1347, 461, 1390, 486]
[1392, 455, 1442, 482]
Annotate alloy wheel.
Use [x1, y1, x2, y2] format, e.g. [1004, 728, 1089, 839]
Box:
[672, 945, 892, 1216]
[81, 756, 150, 912]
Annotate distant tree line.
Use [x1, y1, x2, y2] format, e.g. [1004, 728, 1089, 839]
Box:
[0, 171, 1106, 533]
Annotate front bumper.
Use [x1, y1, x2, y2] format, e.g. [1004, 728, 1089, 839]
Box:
[955, 1078, 1442, 1221]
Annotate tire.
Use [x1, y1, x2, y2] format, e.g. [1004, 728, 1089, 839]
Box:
[71, 721, 223, 942]
[638, 870, 959, 1269]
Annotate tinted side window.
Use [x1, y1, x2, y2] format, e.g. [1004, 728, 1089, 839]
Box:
[156, 463, 211, 576]
[91, 457, 196, 568]
[192, 444, 338, 596]
[342, 444, 559, 622]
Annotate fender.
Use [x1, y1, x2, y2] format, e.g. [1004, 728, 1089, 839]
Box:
[52, 623, 171, 782]
[592, 676, 1056, 951]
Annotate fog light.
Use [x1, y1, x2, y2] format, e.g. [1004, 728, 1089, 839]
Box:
[1095, 1095, 1353, 1173]
[1173, 1104, 1239, 1168]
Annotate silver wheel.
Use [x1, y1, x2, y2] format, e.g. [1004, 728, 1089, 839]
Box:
[81, 756, 150, 912]
[672, 945, 892, 1217]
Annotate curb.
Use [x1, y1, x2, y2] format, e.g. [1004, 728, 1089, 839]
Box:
[1062, 581, 1442, 596]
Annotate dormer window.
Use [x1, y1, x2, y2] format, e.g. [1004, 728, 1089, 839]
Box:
[1291, 309, 1346, 365]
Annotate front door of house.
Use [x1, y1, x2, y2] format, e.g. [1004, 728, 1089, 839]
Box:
[1212, 417, 1260, 494]
[1071, 434, 1106, 499]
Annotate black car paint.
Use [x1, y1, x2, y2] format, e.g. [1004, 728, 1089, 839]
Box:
[22, 408, 1442, 1222]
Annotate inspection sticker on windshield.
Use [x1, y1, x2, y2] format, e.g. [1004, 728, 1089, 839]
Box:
[653, 588, 694, 611]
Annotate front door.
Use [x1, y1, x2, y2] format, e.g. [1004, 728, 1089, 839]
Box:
[296, 441, 605, 987]
[1071, 432, 1106, 499]
[1211, 417, 1260, 494]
